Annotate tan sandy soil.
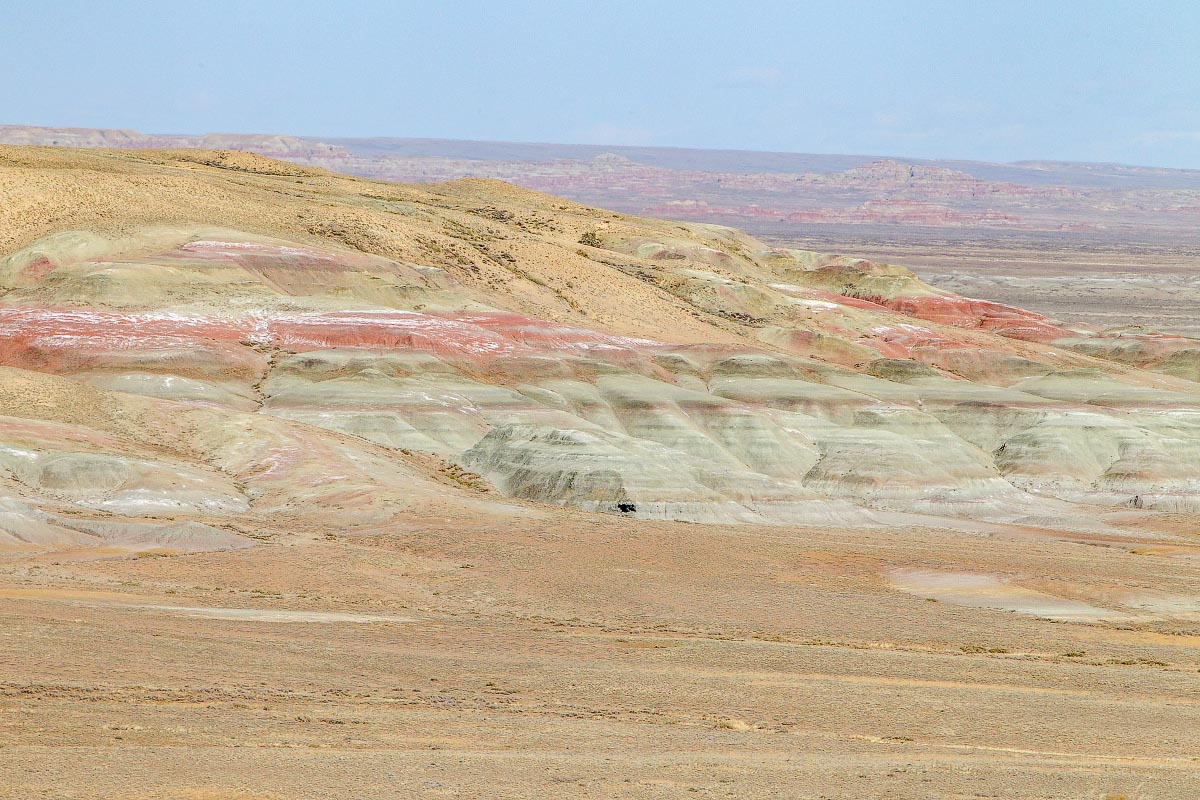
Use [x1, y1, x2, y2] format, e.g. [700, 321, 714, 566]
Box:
[3, 507, 1200, 798]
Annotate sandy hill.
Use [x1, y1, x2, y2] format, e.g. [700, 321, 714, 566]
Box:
[1, 144, 1198, 551]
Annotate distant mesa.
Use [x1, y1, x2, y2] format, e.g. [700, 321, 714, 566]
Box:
[643, 197, 1022, 227]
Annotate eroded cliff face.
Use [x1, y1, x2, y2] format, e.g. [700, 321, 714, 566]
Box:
[0, 145, 1197, 551]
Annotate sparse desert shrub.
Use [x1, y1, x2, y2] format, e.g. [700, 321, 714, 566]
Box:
[714, 718, 751, 731]
[578, 230, 602, 247]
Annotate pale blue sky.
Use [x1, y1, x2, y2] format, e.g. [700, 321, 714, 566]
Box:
[5, 1, 1200, 167]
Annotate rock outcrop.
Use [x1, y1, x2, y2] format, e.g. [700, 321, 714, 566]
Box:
[0, 145, 1197, 550]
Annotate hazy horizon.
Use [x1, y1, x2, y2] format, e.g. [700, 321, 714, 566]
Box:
[5, 1, 1200, 169]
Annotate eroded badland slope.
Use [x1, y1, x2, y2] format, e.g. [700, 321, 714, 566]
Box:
[1, 146, 1199, 799]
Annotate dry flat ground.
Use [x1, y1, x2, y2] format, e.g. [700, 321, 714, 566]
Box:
[3, 507, 1200, 799]
[762, 227, 1200, 337]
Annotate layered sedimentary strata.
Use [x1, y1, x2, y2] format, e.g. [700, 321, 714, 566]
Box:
[0, 145, 1197, 551]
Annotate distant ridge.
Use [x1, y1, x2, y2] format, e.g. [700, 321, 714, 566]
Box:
[6, 124, 1200, 187]
[6, 125, 1200, 243]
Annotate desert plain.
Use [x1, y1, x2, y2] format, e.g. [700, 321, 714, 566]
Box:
[0, 143, 1198, 799]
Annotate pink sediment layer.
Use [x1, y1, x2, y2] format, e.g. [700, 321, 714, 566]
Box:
[0, 308, 665, 364]
[864, 294, 1071, 342]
